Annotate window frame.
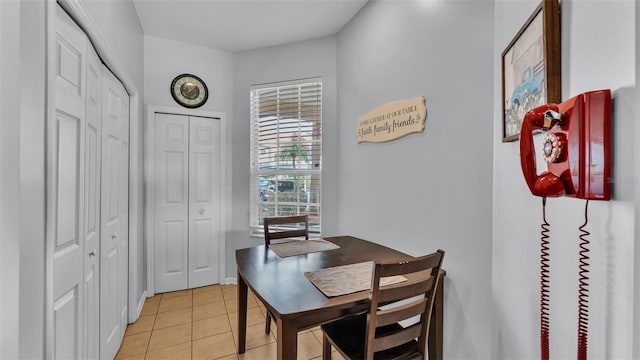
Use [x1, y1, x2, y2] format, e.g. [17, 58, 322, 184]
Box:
[249, 78, 322, 236]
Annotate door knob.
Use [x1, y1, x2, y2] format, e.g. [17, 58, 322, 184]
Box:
[89, 250, 96, 257]
[199, 209, 205, 214]
[112, 233, 118, 239]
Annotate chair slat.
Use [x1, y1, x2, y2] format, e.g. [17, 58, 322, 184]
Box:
[378, 277, 434, 304]
[377, 253, 442, 277]
[373, 323, 422, 353]
[376, 299, 427, 327]
[267, 229, 308, 240]
[264, 215, 308, 225]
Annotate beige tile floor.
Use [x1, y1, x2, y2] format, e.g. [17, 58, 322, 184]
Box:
[116, 284, 344, 360]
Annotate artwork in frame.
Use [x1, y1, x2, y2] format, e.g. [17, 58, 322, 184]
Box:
[502, 0, 560, 142]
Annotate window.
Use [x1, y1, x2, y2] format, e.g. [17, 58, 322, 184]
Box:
[250, 79, 322, 235]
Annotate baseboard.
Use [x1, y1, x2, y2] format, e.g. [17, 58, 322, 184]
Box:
[224, 277, 237, 285]
[135, 290, 147, 319]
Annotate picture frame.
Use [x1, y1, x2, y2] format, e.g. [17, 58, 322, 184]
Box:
[501, 0, 560, 142]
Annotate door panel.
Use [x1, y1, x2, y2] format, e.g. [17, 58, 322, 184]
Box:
[154, 113, 189, 293]
[56, 115, 80, 248]
[118, 94, 130, 333]
[194, 154, 212, 201]
[193, 219, 213, 270]
[52, 6, 86, 359]
[164, 221, 186, 271]
[100, 66, 128, 360]
[53, 288, 80, 359]
[83, 39, 101, 360]
[102, 247, 119, 348]
[165, 151, 186, 203]
[188, 116, 221, 288]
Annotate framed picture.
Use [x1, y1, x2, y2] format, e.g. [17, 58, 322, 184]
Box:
[502, 0, 560, 142]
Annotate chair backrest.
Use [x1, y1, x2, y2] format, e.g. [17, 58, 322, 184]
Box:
[364, 249, 445, 359]
[263, 215, 309, 245]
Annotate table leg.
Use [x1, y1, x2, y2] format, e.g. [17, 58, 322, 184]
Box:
[428, 272, 445, 360]
[237, 271, 248, 354]
[277, 317, 297, 360]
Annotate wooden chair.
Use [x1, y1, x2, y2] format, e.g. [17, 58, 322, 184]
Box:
[320, 249, 445, 360]
[263, 214, 309, 245]
[262, 215, 309, 333]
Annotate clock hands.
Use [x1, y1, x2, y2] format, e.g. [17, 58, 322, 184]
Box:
[180, 81, 200, 99]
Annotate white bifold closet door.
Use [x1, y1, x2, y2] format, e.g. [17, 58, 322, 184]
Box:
[83, 30, 102, 360]
[100, 66, 129, 360]
[154, 113, 221, 293]
[51, 6, 88, 358]
[51, 5, 129, 359]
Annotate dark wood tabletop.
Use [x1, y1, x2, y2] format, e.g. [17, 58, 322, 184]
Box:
[235, 235, 445, 360]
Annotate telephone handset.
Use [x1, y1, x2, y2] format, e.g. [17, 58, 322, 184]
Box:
[519, 89, 611, 360]
[520, 89, 611, 200]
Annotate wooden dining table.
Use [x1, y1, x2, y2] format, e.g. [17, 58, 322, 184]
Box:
[235, 235, 445, 360]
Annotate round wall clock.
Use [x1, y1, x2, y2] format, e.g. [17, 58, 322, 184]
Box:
[170, 74, 209, 108]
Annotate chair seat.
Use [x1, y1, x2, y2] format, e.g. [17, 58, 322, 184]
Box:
[321, 314, 422, 360]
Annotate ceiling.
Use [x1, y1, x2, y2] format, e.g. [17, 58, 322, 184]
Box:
[132, 0, 369, 52]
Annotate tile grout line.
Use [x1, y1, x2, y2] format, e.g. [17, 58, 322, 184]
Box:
[224, 292, 235, 358]
[145, 292, 161, 358]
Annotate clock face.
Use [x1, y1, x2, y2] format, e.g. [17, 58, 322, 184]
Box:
[170, 74, 208, 108]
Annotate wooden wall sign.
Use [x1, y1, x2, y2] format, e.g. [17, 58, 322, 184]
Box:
[356, 96, 427, 143]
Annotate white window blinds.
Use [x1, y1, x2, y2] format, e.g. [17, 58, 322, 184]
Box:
[250, 80, 322, 235]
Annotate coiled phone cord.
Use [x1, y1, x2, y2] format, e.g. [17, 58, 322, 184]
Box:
[577, 200, 590, 360]
[539, 199, 591, 360]
[540, 197, 551, 360]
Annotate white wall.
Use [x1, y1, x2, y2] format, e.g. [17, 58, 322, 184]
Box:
[337, 1, 494, 358]
[230, 36, 339, 276]
[492, 1, 636, 359]
[18, 1, 47, 358]
[1, 0, 22, 358]
[0, 1, 49, 358]
[635, 3, 640, 357]
[144, 35, 233, 114]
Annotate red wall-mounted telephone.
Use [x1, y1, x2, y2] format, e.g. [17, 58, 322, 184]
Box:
[519, 89, 611, 360]
[520, 89, 611, 200]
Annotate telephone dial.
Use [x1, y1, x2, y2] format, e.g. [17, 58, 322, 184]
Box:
[519, 89, 611, 360]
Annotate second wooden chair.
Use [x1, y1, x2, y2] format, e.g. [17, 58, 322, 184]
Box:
[320, 249, 445, 360]
[262, 215, 309, 333]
